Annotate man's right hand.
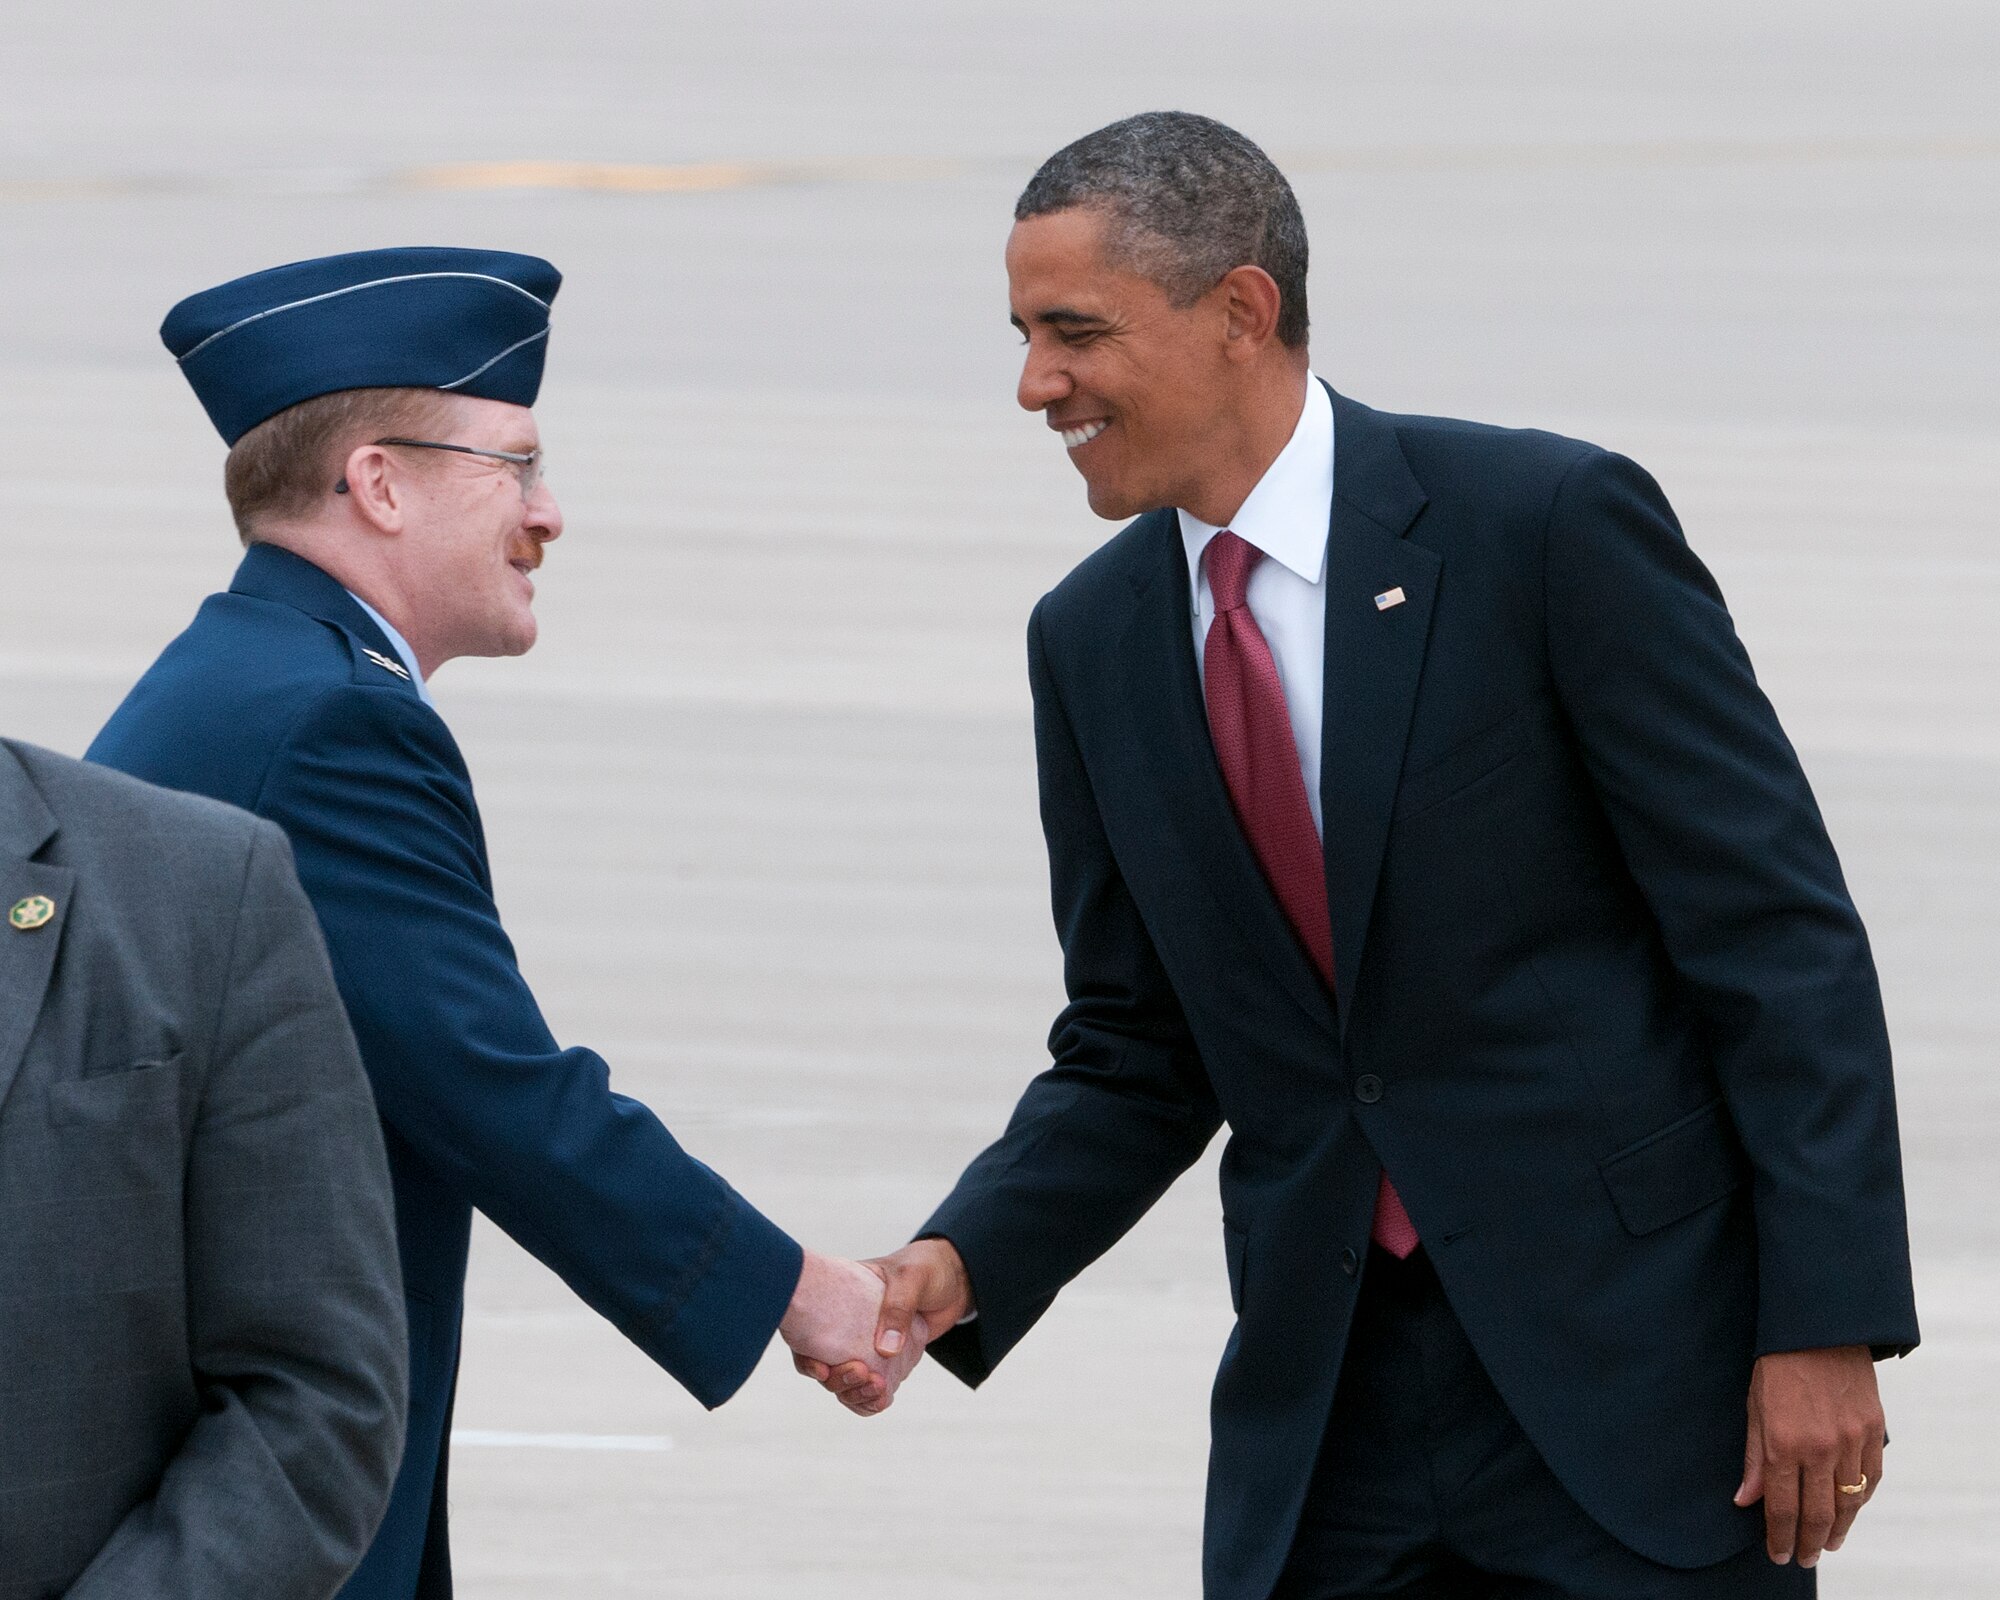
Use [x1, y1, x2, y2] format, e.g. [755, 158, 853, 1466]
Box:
[792, 1238, 973, 1415]
[778, 1250, 929, 1416]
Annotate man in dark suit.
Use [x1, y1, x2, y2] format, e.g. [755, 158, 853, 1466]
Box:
[803, 114, 1918, 1597]
[89, 247, 920, 1599]
[0, 736, 405, 1599]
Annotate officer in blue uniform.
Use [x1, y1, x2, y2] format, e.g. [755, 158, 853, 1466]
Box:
[89, 248, 910, 1597]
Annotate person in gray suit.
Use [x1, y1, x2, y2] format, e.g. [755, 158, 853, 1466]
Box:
[0, 737, 407, 1600]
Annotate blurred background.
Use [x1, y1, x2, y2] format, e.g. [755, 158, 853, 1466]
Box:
[5, 3, 1995, 1594]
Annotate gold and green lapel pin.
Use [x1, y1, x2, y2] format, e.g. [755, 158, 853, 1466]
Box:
[9, 895, 56, 931]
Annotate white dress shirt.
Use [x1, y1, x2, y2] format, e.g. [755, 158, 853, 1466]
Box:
[1180, 373, 1334, 837]
[346, 590, 437, 709]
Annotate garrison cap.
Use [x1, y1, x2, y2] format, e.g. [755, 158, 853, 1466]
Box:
[161, 246, 561, 445]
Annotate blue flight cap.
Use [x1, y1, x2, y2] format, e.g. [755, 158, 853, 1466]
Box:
[161, 247, 562, 445]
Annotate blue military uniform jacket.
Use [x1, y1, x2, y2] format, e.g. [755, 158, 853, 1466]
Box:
[91, 542, 802, 1599]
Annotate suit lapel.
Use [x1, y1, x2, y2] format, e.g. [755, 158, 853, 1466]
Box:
[0, 748, 74, 1115]
[1320, 390, 1437, 1033]
[1115, 514, 1336, 1038]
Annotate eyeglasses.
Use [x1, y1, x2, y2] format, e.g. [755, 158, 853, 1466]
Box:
[334, 437, 544, 497]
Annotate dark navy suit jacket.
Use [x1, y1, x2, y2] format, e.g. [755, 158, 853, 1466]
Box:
[89, 544, 802, 1599]
[921, 388, 1918, 1599]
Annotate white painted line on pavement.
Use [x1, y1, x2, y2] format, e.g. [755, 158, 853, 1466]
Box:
[452, 1429, 674, 1452]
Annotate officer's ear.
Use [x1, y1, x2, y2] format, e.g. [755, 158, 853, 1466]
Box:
[335, 443, 408, 537]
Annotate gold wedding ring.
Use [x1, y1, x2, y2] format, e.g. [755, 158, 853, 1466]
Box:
[1837, 1473, 1869, 1495]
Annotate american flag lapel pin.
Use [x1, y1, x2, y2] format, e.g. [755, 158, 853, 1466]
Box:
[1374, 586, 1407, 612]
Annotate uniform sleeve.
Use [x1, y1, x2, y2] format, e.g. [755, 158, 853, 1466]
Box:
[923, 601, 1223, 1386]
[65, 821, 407, 1600]
[257, 685, 802, 1408]
[1542, 449, 1918, 1358]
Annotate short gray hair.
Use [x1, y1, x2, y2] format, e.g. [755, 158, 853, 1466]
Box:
[1016, 112, 1309, 348]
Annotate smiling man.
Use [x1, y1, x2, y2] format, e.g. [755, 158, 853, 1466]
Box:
[805, 114, 1919, 1597]
[87, 248, 919, 1600]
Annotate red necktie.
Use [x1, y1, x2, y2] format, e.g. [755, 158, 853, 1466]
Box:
[1202, 531, 1419, 1259]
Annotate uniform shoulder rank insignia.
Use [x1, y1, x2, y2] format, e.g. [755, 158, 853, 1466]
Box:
[362, 647, 412, 681]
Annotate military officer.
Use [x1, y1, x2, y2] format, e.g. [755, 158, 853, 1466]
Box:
[89, 248, 918, 1599]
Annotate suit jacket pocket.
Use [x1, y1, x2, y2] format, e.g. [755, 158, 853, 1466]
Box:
[1597, 1097, 1749, 1236]
[48, 1055, 185, 1128]
[33, 1061, 189, 1293]
[1392, 712, 1527, 822]
[80, 1041, 184, 1079]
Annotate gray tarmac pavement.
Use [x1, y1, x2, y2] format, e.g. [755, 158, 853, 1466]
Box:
[6, 4, 1997, 1594]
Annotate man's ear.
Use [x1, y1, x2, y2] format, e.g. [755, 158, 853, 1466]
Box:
[1218, 264, 1283, 359]
[338, 443, 406, 535]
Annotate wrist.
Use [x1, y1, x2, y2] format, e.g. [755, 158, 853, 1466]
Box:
[916, 1236, 976, 1324]
[780, 1248, 830, 1343]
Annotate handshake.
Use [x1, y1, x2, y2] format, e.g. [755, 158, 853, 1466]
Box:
[778, 1239, 974, 1415]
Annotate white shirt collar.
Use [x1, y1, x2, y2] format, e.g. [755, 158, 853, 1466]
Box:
[1176, 370, 1336, 592]
[345, 590, 435, 708]
[1178, 373, 1334, 595]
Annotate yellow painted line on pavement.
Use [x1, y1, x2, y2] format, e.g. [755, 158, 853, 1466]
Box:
[3, 137, 1993, 204]
[0, 177, 178, 201]
[405, 159, 784, 193]
[1283, 133, 2000, 175]
[400, 155, 970, 192]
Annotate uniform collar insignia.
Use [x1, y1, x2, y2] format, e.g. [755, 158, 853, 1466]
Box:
[362, 647, 412, 681]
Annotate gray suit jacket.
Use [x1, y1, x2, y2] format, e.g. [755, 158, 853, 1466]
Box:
[0, 739, 406, 1599]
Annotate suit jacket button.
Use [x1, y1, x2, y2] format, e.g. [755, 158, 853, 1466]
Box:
[1340, 1246, 1359, 1276]
[1354, 1074, 1383, 1104]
